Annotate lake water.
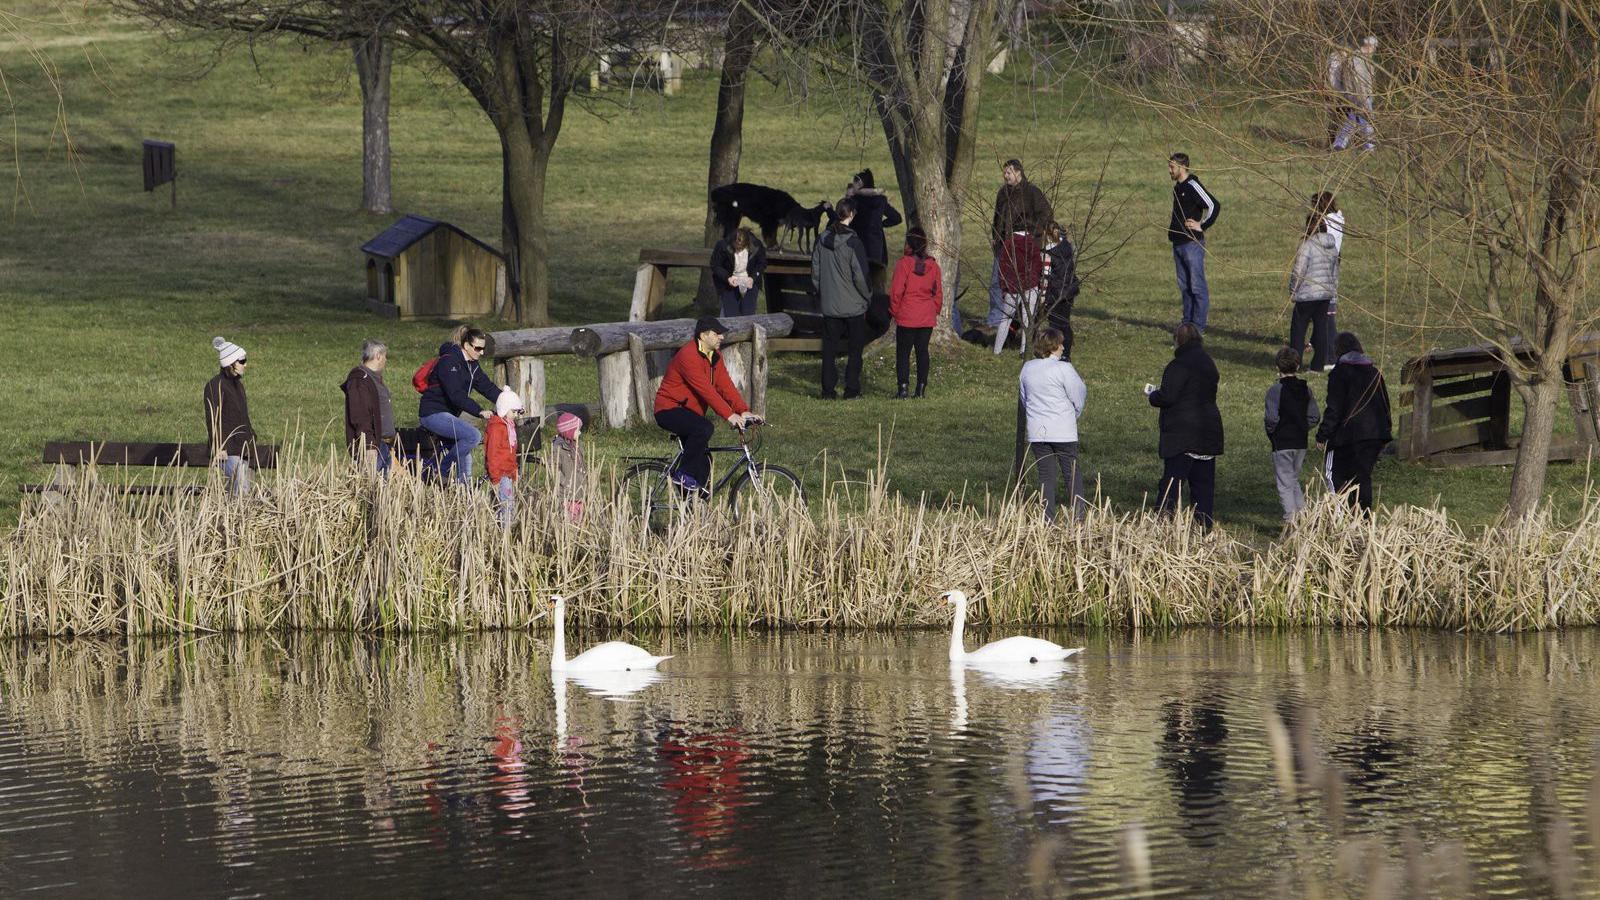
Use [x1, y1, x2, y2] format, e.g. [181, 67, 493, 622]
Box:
[1, 630, 1597, 897]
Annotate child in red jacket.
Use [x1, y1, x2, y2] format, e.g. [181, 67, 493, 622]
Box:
[889, 228, 942, 398]
[995, 230, 1044, 356]
[485, 390, 523, 529]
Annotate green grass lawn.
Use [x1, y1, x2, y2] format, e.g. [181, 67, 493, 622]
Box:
[0, 7, 1589, 537]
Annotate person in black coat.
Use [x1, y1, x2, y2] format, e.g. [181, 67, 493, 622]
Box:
[1146, 323, 1224, 529]
[419, 327, 502, 485]
[709, 228, 769, 317]
[825, 168, 902, 294]
[1316, 331, 1392, 511]
[1040, 221, 1081, 349]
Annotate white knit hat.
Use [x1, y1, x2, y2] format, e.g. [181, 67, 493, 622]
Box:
[495, 389, 524, 417]
[213, 336, 246, 368]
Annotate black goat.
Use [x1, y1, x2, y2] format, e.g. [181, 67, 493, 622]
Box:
[710, 182, 827, 251]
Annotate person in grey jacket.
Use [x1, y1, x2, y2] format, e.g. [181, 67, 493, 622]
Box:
[811, 197, 872, 399]
[1020, 327, 1088, 523]
[1288, 210, 1341, 371]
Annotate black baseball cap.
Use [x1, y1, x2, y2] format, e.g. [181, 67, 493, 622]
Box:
[695, 315, 729, 337]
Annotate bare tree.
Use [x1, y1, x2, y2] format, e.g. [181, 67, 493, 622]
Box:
[698, 2, 762, 310]
[351, 33, 393, 214]
[743, 0, 1005, 335]
[1092, 0, 1600, 518]
[118, 0, 667, 325]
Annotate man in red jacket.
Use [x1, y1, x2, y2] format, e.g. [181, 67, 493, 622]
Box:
[654, 316, 758, 492]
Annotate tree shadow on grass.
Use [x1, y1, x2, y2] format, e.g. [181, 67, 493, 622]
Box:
[1075, 306, 1282, 370]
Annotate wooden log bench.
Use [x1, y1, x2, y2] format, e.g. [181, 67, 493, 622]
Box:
[21, 441, 280, 496]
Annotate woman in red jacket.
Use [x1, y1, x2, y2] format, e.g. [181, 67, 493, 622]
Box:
[889, 228, 943, 399]
[654, 316, 758, 493]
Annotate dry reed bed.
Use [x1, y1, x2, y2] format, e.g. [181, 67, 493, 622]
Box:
[4, 454, 1600, 636]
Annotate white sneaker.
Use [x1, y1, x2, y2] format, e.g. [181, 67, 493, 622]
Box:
[1322, 364, 1336, 372]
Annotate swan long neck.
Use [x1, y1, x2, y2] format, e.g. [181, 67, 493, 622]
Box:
[551, 602, 567, 670]
[949, 598, 967, 661]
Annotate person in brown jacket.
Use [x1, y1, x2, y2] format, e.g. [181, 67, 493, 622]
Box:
[205, 336, 255, 497]
[987, 159, 1053, 328]
[341, 339, 395, 473]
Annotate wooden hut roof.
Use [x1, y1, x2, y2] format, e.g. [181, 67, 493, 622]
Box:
[361, 214, 503, 260]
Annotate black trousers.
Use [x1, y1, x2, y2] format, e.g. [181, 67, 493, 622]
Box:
[1032, 441, 1085, 523]
[655, 408, 715, 488]
[1157, 454, 1217, 530]
[1289, 299, 1333, 370]
[896, 326, 932, 389]
[821, 314, 867, 398]
[1330, 438, 1385, 511]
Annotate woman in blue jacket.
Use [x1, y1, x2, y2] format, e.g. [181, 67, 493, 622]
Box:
[419, 327, 502, 485]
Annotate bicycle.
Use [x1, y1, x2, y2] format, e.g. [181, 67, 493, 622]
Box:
[617, 420, 804, 532]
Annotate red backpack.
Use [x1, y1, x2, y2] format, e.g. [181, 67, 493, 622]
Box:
[412, 358, 438, 393]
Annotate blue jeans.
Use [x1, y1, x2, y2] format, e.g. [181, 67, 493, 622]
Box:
[221, 455, 251, 497]
[376, 440, 392, 474]
[420, 412, 481, 485]
[1173, 241, 1209, 331]
[496, 476, 516, 529]
[986, 253, 1006, 326]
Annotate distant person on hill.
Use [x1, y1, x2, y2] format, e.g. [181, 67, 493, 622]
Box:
[1264, 347, 1321, 523]
[341, 339, 395, 473]
[485, 390, 523, 529]
[1167, 152, 1221, 332]
[1021, 327, 1088, 523]
[710, 227, 768, 317]
[550, 411, 586, 522]
[994, 227, 1044, 356]
[825, 169, 902, 294]
[654, 316, 757, 494]
[1040, 220, 1081, 351]
[811, 197, 872, 399]
[1146, 323, 1224, 530]
[1288, 208, 1341, 372]
[1317, 331, 1392, 512]
[1332, 36, 1378, 152]
[418, 327, 501, 486]
[204, 336, 256, 498]
[889, 227, 942, 399]
[989, 159, 1053, 328]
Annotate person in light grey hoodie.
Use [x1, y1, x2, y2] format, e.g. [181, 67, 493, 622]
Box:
[1020, 327, 1088, 523]
[1288, 208, 1341, 371]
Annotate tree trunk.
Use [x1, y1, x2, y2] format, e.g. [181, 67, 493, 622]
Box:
[501, 129, 553, 325]
[699, 6, 760, 311]
[352, 36, 393, 215]
[1508, 376, 1563, 518]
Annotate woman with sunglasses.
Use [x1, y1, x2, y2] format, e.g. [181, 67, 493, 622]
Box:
[205, 336, 256, 497]
[418, 326, 502, 485]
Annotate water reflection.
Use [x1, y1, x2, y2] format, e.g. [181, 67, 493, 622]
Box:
[0, 630, 1597, 896]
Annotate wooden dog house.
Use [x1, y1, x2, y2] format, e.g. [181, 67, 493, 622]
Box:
[1398, 333, 1600, 465]
[362, 215, 506, 319]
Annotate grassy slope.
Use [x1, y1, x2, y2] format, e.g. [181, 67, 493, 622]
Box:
[0, 9, 1588, 536]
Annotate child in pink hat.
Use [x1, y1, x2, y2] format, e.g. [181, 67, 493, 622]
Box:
[551, 411, 586, 522]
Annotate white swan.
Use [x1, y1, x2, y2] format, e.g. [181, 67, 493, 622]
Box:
[944, 590, 1085, 664]
[549, 595, 672, 672]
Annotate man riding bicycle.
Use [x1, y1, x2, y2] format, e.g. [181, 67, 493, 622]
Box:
[654, 316, 759, 493]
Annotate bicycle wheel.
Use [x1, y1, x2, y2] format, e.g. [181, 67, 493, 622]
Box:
[617, 461, 680, 534]
[727, 463, 805, 521]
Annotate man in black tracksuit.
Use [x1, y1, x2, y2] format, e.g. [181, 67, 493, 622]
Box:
[1317, 331, 1392, 511]
[1167, 152, 1221, 331]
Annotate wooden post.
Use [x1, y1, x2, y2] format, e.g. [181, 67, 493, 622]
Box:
[628, 333, 654, 427]
[597, 352, 634, 428]
[749, 324, 769, 417]
[1488, 369, 1513, 449]
[723, 342, 751, 396]
[629, 263, 668, 322]
[498, 357, 546, 421]
[1407, 373, 1435, 460]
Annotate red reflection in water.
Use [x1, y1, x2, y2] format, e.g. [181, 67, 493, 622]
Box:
[490, 715, 533, 829]
[657, 728, 752, 870]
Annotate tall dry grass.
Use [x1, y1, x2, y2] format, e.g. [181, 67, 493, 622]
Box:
[3, 448, 1600, 636]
